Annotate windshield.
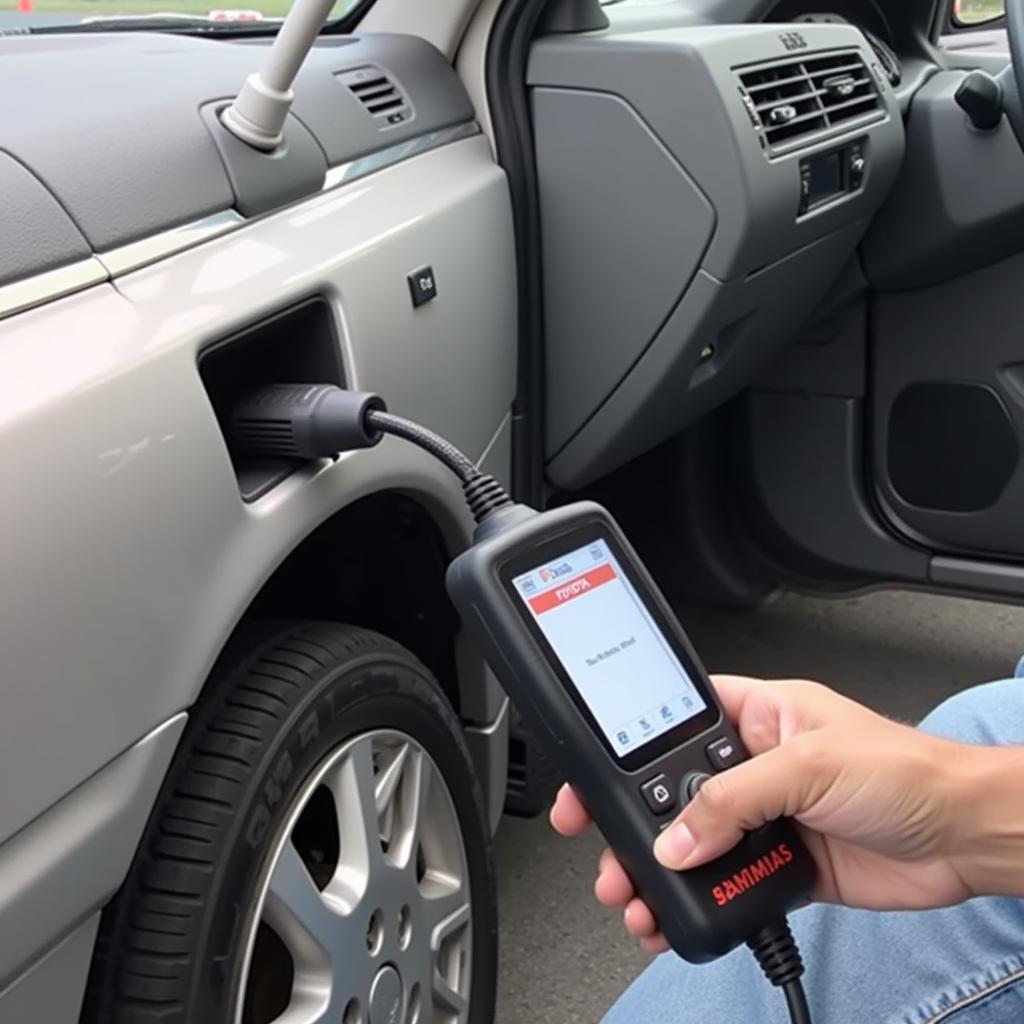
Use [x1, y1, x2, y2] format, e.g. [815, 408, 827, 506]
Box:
[0, 0, 360, 31]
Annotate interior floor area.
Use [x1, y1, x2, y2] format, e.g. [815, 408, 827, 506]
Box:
[495, 586, 1024, 1023]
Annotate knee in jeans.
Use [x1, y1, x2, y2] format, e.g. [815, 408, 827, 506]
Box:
[919, 677, 1024, 747]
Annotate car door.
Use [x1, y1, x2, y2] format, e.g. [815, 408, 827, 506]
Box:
[862, 0, 1024, 588]
[712, 0, 1024, 605]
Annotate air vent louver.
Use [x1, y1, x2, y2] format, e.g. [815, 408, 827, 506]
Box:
[736, 50, 883, 154]
[338, 66, 412, 128]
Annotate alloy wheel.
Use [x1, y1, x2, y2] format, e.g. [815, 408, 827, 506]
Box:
[235, 729, 473, 1024]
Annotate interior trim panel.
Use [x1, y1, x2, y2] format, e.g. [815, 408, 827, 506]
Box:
[0, 30, 474, 284]
[529, 21, 904, 486]
[0, 121, 480, 321]
[96, 210, 246, 279]
[0, 259, 108, 322]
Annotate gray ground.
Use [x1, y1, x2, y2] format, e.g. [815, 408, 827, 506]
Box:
[494, 587, 1024, 1024]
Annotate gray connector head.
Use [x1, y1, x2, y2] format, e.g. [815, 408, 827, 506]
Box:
[232, 383, 387, 459]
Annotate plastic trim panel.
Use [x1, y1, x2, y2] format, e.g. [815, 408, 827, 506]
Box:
[322, 120, 479, 188]
[464, 697, 510, 836]
[0, 259, 107, 323]
[97, 210, 245, 278]
[0, 123, 478, 321]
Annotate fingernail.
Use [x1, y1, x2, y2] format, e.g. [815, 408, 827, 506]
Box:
[655, 822, 696, 866]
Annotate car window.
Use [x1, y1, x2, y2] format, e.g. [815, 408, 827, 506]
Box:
[953, 0, 1005, 26]
[3, 0, 361, 31]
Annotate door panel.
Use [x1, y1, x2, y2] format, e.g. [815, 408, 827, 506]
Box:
[871, 250, 1024, 560]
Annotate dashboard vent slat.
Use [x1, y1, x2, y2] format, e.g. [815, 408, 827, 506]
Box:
[337, 66, 413, 129]
[807, 60, 865, 77]
[735, 49, 883, 155]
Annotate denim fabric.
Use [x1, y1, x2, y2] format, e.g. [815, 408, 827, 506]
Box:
[601, 675, 1024, 1024]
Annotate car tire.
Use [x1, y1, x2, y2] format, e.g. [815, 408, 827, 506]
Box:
[82, 621, 497, 1024]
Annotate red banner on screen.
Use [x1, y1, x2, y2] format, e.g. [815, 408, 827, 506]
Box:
[528, 563, 617, 615]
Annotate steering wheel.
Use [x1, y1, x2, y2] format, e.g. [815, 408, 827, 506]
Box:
[1000, 0, 1024, 146]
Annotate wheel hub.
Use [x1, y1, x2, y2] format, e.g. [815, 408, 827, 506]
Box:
[368, 965, 404, 1024]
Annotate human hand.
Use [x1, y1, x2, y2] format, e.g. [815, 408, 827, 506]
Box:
[551, 675, 982, 953]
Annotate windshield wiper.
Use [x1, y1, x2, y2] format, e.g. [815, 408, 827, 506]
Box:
[10, 13, 277, 35]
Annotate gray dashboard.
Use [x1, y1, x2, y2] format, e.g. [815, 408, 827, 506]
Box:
[0, 32, 473, 287]
[529, 20, 905, 486]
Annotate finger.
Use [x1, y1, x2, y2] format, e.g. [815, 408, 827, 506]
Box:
[641, 934, 670, 955]
[623, 898, 658, 938]
[713, 675, 849, 755]
[549, 784, 592, 836]
[653, 740, 829, 869]
[710, 675, 787, 756]
[709, 675, 765, 725]
[595, 850, 635, 907]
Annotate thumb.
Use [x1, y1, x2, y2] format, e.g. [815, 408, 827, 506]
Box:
[653, 743, 821, 870]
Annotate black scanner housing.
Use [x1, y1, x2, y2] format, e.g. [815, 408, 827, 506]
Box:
[446, 500, 814, 962]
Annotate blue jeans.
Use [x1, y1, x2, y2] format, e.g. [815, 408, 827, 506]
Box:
[603, 672, 1024, 1024]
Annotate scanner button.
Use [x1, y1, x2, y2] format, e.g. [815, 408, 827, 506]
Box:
[640, 774, 676, 815]
[684, 771, 712, 802]
[706, 737, 743, 771]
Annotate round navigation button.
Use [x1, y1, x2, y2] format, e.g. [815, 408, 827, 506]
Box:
[683, 771, 712, 803]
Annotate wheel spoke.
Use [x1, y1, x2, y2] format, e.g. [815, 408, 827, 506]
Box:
[391, 747, 430, 870]
[375, 741, 408, 853]
[264, 842, 340, 961]
[426, 879, 471, 1021]
[425, 883, 470, 953]
[265, 991, 336, 1024]
[374, 741, 409, 818]
[261, 843, 337, 1024]
[324, 737, 380, 908]
[433, 970, 468, 1017]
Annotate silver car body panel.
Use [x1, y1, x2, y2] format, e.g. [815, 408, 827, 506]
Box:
[0, 915, 101, 1024]
[0, 715, 186, 993]
[0, 133, 516, 1006]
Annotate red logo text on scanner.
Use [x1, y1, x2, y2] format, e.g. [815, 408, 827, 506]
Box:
[528, 563, 616, 615]
[712, 843, 794, 906]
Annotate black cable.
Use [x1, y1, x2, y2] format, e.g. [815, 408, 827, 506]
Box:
[365, 410, 479, 483]
[365, 409, 513, 524]
[748, 919, 814, 1024]
[783, 978, 813, 1024]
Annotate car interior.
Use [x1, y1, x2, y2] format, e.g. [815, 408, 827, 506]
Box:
[1, 0, 1022, 1019]
[532, 0, 1024, 618]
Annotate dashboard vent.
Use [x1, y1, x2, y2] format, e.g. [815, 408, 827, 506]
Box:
[736, 50, 882, 154]
[338, 66, 412, 128]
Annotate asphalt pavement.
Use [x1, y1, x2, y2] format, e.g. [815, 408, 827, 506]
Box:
[494, 586, 1024, 1023]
